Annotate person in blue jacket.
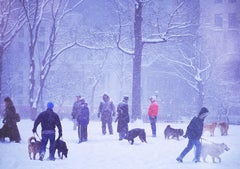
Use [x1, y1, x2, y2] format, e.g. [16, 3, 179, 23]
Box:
[77, 99, 90, 143]
[32, 102, 62, 161]
[176, 107, 209, 163]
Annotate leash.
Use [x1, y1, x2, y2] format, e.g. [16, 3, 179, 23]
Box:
[34, 131, 41, 141]
[201, 137, 215, 144]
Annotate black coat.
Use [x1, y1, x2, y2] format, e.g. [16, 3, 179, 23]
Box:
[185, 116, 204, 140]
[116, 101, 129, 133]
[33, 109, 62, 135]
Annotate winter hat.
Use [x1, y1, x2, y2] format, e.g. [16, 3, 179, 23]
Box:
[149, 95, 156, 102]
[123, 96, 129, 102]
[47, 102, 54, 109]
[198, 107, 209, 119]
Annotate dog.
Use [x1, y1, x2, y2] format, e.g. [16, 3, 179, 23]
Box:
[124, 128, 147, 145]
[164, 125, 184, 140]
[217, 122, 229, 136]
[203, 122, 217, 136]
[55, 138, 68, 159]
[28, 136, 41, 160]
[201, 142, 230, 163]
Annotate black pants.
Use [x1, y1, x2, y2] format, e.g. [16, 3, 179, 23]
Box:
[78, 124, 88, 142]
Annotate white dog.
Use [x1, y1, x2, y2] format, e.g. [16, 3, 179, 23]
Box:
[201, 142, 230, 163]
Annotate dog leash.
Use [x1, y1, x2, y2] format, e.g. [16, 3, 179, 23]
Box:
[201, 137, 215, 144]
[34, 131, 41, 141]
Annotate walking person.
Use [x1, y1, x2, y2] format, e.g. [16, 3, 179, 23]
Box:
[77, 99, 90, 143]
[148, 96, 159, 137]
[98, 93, 116, 135]
[71, 95, 82, 130]
[0, 97, 21, 143]
[115, 96, 130, 140]
[176, 107, 209, 163]
[32, 102, 62, 161]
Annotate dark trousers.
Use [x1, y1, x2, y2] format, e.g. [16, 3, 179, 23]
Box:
[41, 133, 56, 159]
[78, 124, 88, 142]
[178, 138, 202, 161]
[149, 116, 157, 136]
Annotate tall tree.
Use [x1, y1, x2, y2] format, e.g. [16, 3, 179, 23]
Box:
[0, 0, 25, 103]
[115, 0, 189, 120]
[20, 0, 83, 119]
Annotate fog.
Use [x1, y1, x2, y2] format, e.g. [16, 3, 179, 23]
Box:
[0, 0, 239, 123]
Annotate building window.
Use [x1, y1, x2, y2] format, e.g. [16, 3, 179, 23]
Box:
[228, 13, 238, 28]
[215, 0, 223, 3]
[214, 14, 223, 28]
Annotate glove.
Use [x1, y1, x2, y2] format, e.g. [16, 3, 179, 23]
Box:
[97, 113, 100, 118]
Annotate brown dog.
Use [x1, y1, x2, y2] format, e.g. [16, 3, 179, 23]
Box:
[28, 136, 41, 160]
[217, 122, 229, 136]
[201, 142, 230, 163]
[203, 122, 217, 136]
[164, 125, 184, 140]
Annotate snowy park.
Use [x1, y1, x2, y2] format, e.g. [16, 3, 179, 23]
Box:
[0, 118, 239, 169]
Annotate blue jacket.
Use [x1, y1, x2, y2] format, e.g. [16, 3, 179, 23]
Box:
[77, 104, 89, 126]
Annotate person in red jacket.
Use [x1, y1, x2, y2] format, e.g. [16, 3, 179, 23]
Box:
[148, 96, 159, 137]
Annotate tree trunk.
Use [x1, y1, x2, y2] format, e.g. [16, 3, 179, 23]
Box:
[0, 45, 3, 104]
[132, 1, 143, 121]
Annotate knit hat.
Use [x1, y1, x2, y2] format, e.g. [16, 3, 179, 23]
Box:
[47, 102, 54, 109]
[198, 107, 209, 119]
[123, 96, 129, 102]
[149, 95, 156, 102]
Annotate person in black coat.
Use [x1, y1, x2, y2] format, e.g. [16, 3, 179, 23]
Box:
[115, 96, 130, 140]
[77, 99, 90, 143]
[32, 102, 62, 161]
[176, 107, 209, 163]
[0, 97, 21, 143]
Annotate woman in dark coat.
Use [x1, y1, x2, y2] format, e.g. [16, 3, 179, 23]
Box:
[0, 97, 21, 143]
[116, 96, 130, 140]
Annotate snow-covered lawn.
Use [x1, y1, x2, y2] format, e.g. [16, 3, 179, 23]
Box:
[0, 119, 239, 169]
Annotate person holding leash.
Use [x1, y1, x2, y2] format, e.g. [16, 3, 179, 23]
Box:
[32, 102, 62, 161]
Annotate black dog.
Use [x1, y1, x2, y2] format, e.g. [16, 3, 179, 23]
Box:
[124, 128, 147, 145]
[55, 138, 68, 159]
[164, 125, 184, 140]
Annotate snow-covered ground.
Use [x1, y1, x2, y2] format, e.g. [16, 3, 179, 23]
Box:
[0, 119, 239, 169]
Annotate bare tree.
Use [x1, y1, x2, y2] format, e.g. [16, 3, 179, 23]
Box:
[115, 0, 192, 120]
[161, 47, 211, 108]
[0, 0, 25, 103]
[20, 0, 83, 119]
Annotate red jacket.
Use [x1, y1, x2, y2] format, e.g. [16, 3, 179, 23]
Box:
[148, 101, 159, 117]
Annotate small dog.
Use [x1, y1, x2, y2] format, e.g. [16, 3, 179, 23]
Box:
[55, 138, 68, 159]
[124, 128, 147, 145]
[164, 125, 184, 140]
[28, 136, 41, 160]
[217, 122, 229, 136]
[201, 142, 230, 163]
[203, 122, 217, 136]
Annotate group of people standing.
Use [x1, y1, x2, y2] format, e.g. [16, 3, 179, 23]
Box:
[71, 93, 159, 142]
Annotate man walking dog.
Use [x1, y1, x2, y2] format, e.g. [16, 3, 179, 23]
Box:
[32, 102, 62, 161]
